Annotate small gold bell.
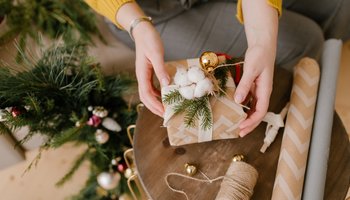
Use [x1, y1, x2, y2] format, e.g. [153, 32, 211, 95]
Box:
[200, 51, 219, 72]
[232, 154, 245, 162]
[184, 163, 197, 176]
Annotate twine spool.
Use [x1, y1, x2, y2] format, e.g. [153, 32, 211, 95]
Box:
[215, 161, 258, 200]
[165, 160, 258, 200]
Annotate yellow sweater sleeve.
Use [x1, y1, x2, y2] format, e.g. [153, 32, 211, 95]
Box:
[84, 0, 134, 29]
[236, 0, 282, 23]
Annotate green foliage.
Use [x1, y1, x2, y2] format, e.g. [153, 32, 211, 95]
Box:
[0, 43, 138, 199]
[214, 66, 229, 96]
[164, 90, 212, 131]
[0, 0, 103, 60]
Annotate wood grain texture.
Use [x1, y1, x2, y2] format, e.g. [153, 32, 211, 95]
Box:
[133, 68, 350, 200]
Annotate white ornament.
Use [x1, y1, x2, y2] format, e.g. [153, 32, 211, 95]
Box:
[97, 172, 121, 190]
[179, 84, 196, 100]
[95, 129, 110, 144]
[187, 67, 205, 83]
[174, 67, 191, 86]
[93, 106, 109, 118]
[88, 106, 94, 111]
[0, 109, 8, 122]
[194, 78, 214, 98]
[102, 117, 122, 132]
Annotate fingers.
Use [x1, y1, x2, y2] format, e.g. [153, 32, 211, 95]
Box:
[149, 48, 170, 87]
[234, 66, 257, 104]
[135, 55, 164, 117]
[239, 71, 272, 137]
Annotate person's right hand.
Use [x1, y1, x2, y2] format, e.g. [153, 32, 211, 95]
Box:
[133, 22, 170, 117]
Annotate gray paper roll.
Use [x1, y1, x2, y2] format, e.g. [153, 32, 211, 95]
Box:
[303, 39, 343, 200]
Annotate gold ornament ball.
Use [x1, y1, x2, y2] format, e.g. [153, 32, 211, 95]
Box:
[200, 51, 219, 72]
[124, 168, 134, 179]
[232, 154, 245, 162]
[184, 163, 197, 176]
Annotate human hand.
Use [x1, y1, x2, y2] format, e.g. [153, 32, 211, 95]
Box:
[234, 44, 275, 137]
[133, 22, 170, 117]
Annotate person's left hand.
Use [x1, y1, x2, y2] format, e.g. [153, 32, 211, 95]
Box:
[234, 44, 275, 137]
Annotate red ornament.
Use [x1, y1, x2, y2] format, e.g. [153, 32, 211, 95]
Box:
[11, 107, 22, 117]
[87, 115, 101, 127]
[117, 162, 127, 173]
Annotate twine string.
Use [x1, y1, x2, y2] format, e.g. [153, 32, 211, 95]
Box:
[165, 161, 258, 200]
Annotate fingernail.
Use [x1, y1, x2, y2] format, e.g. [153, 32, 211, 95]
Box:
[161, 78, 170, 87]
[234, 94, 243, 103]
[239, 131, 246, 138]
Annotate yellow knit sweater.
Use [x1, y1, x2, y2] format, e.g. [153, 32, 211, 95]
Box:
[84, 0, 282, 29]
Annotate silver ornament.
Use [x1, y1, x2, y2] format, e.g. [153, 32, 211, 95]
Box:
[102, 117, 122, 132]
[97, 172, 121, 190]
[111, 157, 121, 166]
[0, 109, 8, 122]
[95, 129, 109, 144]
[93, 106, 109, 118]
[88, 106, 94, 111]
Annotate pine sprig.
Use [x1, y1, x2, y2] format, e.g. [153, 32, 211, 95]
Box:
[0, 0, 103, 56]
[166, 90, 212, 131]
[56, 148, 90, 187]
[214, 66, 229, 96]
[163, 90, 184, 105]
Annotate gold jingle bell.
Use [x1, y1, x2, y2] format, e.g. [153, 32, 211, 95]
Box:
[200, 51, 219, 73]
[184, 163, 197, 176]
[232, 154, 245, 162]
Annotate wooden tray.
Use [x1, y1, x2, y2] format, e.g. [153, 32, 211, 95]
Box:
[133, 68, 350, 200]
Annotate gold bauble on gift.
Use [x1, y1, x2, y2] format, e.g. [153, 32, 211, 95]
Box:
[232, 154, 245, 162]
[184, 163, 197, 176]
[200, 51, 219, 73]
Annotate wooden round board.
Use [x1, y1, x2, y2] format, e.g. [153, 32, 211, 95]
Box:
[133, 68, 350, 200]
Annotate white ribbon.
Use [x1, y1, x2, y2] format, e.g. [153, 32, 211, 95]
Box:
[260, 102, 290, 153]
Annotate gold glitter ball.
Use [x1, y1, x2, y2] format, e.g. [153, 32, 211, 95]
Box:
[184, 163, 197, 176]
[200, 51, 219, 72]
[232, 154, 245, 162]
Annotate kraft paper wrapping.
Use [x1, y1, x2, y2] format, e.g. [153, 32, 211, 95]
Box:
[162, 58, 247, 146]
[303, 39, 343, 200]
[271, 58, 320, 200]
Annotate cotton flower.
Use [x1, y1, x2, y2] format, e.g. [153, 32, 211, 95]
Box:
[187, 66, 205, 83]
[174, 67, 192, 86]
[179, 84, 196, 100]
[194, 78, 214, 98]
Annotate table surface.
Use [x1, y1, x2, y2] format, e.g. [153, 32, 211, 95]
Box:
[133, 68, 350, 200]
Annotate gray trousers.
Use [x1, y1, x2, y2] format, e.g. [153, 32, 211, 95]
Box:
[108, 0, 349, 70]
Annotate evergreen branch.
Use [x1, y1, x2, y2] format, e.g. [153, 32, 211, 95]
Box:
[162, 90, 184, 105]
[22, 144, 49, 176]
[16, 131, 36, 148]
[214, 66, 229, 96]
[50, 127, 81, 148]
[198, 97, 212, 130]
[0, 122, 12, 135]
[56, 149, 90, 187]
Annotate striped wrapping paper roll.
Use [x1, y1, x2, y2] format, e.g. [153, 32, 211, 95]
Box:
[271, 58, 320, 200]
